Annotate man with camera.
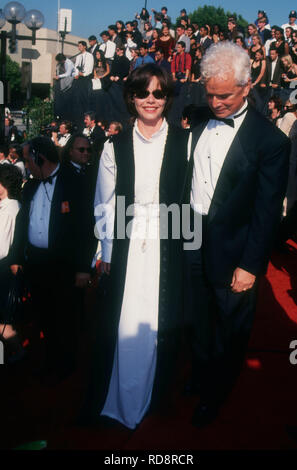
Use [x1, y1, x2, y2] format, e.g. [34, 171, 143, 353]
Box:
[10, 137, 96, 384]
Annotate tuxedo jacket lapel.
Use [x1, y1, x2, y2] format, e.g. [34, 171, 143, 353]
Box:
[49, 175, 64, 248]
[182, 120, 208, 205]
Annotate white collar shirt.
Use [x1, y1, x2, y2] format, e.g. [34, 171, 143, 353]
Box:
[191, 102, 248, 215]
[57, 58, 75, 78]
[271, 58, 278, 82]
[58, 133, 71, 147]
[28, 164, 60, 249]
[99, 40, 116, 60]
[75, 51, 94, 77]
[0, 197, 20, 259]
[94, 119, 168, 263]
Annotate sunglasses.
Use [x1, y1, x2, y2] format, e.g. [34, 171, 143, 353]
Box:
[75, 147, 92, 153]
[134, 89, 166, 99]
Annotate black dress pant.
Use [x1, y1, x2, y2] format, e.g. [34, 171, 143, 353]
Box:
[184, 246, 258, 407]
[26, 245, 81, 375]
[72, 76, 92, 129]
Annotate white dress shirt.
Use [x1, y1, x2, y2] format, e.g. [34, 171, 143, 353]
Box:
[282, 23, 297, 31]
[28, 164, 60, 249]
[58, 133, 71, 147]
[99, 40, 116, 60]
[270, 58, 278, 82]
[56, 58, 75, 78]
[74, 51, 94, 77]
[0, 198, 20, 260]
[14, 160, 26, 179]
[191, 102, 248, 215]
[178, 34, 191, 53]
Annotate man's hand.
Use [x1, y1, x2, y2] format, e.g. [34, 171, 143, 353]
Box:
[74, 75, 79, 80]
[101, 262, 111, 275]
[180, 78, 187, 83]
[230, 267, 256, 293]
[10, 265, 22, 276]
[75, 272, 91, 288]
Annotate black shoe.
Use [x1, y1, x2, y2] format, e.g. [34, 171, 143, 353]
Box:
[191, 403, 219, 428]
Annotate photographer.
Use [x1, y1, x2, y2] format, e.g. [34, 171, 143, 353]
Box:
[52, 121, 72, 148]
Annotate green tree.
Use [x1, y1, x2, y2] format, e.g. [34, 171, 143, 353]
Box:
[23, 97, 54, 139]
[178, 5, 248, 32]
[0, 54, 22, 93]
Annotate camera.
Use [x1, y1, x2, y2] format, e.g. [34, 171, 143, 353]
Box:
[40, 124, 59, 136]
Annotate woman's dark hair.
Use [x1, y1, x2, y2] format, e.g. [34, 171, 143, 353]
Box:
[0, 164, 22, 200]
[140, 8, 150, 21]
[116, 20, 125, 30]
[62, 133, 90, 162]
[124, 63, 174, 117]
[269, 96, 283, 111]
[235, 36, 246, 48]
[95, 49, 106, 67]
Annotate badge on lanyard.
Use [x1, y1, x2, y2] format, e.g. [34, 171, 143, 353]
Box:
[61, 201, 70, 213]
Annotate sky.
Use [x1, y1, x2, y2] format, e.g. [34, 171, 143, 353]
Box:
[2, 1, 297, 38]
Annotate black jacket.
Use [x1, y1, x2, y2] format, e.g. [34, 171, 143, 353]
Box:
[185, 105, 290, 285]
[10, 163, 96, 273]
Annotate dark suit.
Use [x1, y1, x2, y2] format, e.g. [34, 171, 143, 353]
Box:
[11, 164, 96, 376]
[200, 37, 213, 52]
[262, 57, 283, 90]
[184, 104, 290, 406]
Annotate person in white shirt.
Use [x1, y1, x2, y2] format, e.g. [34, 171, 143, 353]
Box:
[80, 63, 190, 429]
[7, 145, 26, 180]
[73, 41, 94, 128]
[74, 41, 94, 79]
[52, 121, 72, 148]
[10, 136, 95, 381]
[282, 10, 297, 32]
[0, 164, 23, 357]
[99, 31, 116, 66]
[54, 53, 75, 82]
[185, 41, 290, 428]
[175, 24, 191, 53]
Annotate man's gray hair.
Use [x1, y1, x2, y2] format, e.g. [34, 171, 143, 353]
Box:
[201, 41, 251, 86]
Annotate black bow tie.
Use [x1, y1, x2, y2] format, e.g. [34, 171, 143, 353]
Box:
[42, 169, 59, 185]
[210, 107, 248, 128]
[214, 117, 234, 127]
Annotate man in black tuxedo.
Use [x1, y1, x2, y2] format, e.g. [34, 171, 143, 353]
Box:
[260, 46, 283, 111]
[184, 41, 290, 427]
[262, 45, 283, 90]
[10, 137, 96, 382]
[82, 111, 106, 154]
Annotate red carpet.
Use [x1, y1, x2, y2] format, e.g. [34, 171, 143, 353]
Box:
[2, 243, 297, 451]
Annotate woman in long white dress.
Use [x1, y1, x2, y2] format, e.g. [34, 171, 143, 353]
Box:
[82, 64, 190, 429]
